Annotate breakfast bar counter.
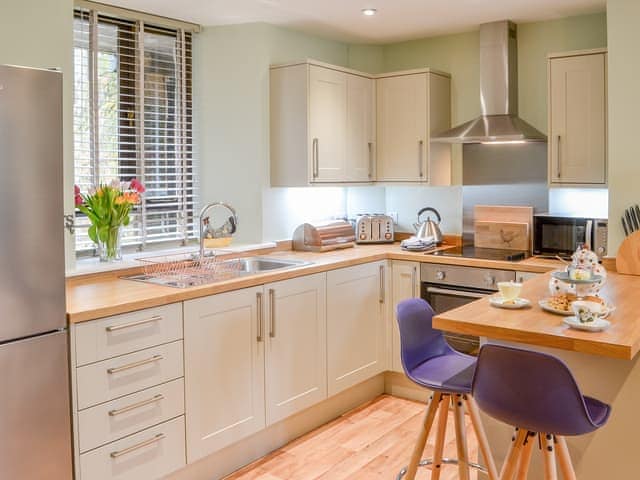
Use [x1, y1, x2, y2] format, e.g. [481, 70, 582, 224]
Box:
[434, 271, 640, 479]
[433, 271, 640, 360]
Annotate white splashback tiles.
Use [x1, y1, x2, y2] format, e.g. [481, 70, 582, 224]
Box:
[385, 186, 463, 235]
[262, 186, 386, 241]
[548, 188, 608, 218]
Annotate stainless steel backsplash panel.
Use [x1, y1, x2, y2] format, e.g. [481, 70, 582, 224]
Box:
[462, 143, 549, 237]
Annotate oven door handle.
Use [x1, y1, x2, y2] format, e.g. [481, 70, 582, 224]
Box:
[426, 286, 489, 299]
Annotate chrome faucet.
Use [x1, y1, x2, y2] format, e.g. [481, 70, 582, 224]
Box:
[199, 202, 238, 260]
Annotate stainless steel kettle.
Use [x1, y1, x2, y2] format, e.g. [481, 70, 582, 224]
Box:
[413, 207, 443, 244]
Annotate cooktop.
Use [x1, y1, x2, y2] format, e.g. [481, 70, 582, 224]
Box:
[427, 245, 530, 262]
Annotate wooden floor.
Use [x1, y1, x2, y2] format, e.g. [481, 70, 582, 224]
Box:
[225, 395, 479, 480]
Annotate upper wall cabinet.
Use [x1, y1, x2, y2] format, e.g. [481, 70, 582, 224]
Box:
[270, 61, 375, 186]
[548, 49, 607, 186]
[376, 71, 452, 184]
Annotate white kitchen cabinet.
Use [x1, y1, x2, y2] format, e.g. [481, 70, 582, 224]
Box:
[270, 61, 375, 185]
[264, 273, 327, 425]
[183, 287, 265, 463]
[548, 50, 607, 185]
[376, 71, 451, 184]
[326, 261, 388, 396]
[391, 261, 421, 373]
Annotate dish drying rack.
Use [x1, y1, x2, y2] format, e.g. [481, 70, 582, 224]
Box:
[134, 250, 243, 288]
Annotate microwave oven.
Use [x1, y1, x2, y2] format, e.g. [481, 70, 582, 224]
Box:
[533, 214, 608, 259]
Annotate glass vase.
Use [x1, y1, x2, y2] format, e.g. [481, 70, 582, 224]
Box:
[98, 226, 123, 262]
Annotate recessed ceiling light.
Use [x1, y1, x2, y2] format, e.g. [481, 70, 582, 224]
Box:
[361, 8, 377, 16]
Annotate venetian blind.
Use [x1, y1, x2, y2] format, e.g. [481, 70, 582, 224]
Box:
[73, 7, 196, 253]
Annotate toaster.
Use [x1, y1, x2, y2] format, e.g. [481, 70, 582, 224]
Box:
[355, 214, 395, 244]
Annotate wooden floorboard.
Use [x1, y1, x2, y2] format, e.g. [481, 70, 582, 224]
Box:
[225, 395, 479, 480]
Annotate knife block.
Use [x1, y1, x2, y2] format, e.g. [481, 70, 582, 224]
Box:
[616, 230, 640, 275]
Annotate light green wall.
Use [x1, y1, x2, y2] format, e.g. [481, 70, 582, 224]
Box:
[518, 13, 607, 132]
[606, 0, 640, 255]
[347, 44, 384, 74]
[194, 23, 351, 243]
[380, 13, 607, 132]
[0, 0, 75, 268]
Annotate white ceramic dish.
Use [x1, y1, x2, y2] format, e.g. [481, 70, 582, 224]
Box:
[539, 299, 615, 317]
[563, 316, 611, 332]
[490, 297, 531, 309]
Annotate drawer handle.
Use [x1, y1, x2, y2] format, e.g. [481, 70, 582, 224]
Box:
[108, 394, 164, 417]
[105, 315, 162, 332]
[110, 433, 165, 459]
[107, 354, 163, 375]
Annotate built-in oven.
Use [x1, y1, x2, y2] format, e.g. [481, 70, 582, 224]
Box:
[533, 214, 608, 260]
[421, 263, 516, 355]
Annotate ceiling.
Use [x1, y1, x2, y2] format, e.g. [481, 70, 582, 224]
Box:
[106, 0, 606, 43]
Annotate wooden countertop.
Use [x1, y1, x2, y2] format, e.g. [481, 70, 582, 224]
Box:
[66, 244, 562, 324]
[433, 271, 640, 360]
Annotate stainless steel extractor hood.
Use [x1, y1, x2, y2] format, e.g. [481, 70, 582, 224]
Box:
[432, 21, 546, 144]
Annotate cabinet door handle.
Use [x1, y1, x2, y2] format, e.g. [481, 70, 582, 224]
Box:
[312, 138, 319, 178]
[107, 354, 163, 375]
[412, 266, 418, 297]
[556, 134, 561, 179]
[110, 433, 165, 458]
[368, 142, 374, 179]
[256, 292, 263, 342]
[418, 140, 424, 177]
[379, 265, 385, 304]
[268, 288, 276, 338]
[105, 315, 162, 332]
[108, 394, 164, 417]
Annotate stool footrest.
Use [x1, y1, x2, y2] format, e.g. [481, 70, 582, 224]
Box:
[396, 457, 488, 480]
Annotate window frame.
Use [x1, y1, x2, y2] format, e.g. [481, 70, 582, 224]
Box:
[73, 7, 196, 256]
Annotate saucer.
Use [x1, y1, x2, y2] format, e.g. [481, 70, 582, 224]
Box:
[489, 297, 531, 309]
[563, 316, 610, 332]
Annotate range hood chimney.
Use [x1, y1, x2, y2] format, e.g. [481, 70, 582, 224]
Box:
[432, 20, 546, 144]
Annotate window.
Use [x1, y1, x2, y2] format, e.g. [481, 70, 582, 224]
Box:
[73, 8, 195, 253]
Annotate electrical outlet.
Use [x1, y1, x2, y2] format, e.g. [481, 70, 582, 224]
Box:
[387, 212, 398, 225]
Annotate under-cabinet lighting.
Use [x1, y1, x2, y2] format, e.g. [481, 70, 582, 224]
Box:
[480, 140, 527, 145]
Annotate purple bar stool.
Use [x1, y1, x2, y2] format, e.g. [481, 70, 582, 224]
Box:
[472, 344, 611, 480]
[396, 298, 498, 480]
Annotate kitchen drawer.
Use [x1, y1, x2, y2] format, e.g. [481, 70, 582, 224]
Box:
[79, 416, 185, 480]
[76, 341, 183, 410]
[78, 378, 184, 453]
[75, 303, 183, 367]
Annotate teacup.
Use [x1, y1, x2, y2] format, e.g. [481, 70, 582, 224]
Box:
[497, 281, 522, 302]
[571, 300, 605, 323]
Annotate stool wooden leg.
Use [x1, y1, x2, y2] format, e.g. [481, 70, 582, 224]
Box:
[555, 436, 577, 480]
[500, 428, 527, 480]
[463, 395, 499, 480]
[541, 433, 558, 480]
[515, 432, 535, 480]
[431, 395, 450, 480]
[452, 394, 471, 480]
[405, 391, 443, 480]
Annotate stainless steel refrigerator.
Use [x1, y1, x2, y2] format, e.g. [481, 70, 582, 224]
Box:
[0, 65, 73, 478]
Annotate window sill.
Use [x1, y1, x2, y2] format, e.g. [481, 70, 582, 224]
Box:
[66, 241, 278, 278]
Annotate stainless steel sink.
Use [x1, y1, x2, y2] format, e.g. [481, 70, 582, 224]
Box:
[123, 255, 313, 288]
[235, 257, 311, 274]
